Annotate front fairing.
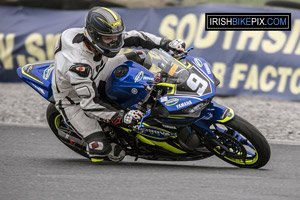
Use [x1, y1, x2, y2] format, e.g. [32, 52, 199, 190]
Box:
[146, 49, 216, 113]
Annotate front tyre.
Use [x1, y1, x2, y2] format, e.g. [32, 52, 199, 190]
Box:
[209, 115, 271, 168]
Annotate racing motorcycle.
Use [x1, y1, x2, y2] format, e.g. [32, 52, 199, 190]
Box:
[17, 48, 271, 168]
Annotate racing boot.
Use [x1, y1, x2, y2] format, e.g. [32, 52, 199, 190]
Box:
[84, 131, 125, 162]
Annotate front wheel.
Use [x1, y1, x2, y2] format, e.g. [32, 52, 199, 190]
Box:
[207, 115, 271, 168]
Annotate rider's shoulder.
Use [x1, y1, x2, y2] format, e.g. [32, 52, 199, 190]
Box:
[60, 28, 84, 49]
[61, 28, 84, 38]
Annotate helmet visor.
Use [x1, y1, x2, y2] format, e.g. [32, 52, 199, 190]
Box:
[92, 31, 124, 51]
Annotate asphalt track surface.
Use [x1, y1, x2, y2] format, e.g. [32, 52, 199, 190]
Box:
[1, 125, 300, 200]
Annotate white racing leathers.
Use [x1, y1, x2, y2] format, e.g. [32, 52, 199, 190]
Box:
[52, 28, 170, 137]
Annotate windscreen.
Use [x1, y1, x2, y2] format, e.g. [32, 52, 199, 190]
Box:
[146, 49, 189, 85]
[145, 49, 213, 98]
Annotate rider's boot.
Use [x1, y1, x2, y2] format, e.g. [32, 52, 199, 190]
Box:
[84, 131, 125, 162]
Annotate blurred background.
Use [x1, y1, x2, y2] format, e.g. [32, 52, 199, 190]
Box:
[0, 0, 300, 9]
[0, 0, 300, 101]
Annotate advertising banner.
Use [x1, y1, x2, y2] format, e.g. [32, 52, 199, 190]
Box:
[0, 5, 299, 100]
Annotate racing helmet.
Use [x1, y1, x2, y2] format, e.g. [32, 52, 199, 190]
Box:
[84, 7, 125, 57]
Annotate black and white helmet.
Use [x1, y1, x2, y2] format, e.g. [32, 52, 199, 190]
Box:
[84, 7, 125, 57]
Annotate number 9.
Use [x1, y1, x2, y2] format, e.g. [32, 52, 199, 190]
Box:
[186, 73, 208, 96]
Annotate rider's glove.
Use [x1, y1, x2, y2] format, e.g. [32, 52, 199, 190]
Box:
[110, 110, 144, 127]
[124, 110, 144, 125]
[135, 50, 147, 59]
[125, 50, 147, 65]
[168, 39, 186, 54]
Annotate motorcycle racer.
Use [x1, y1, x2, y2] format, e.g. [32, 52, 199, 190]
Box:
[52, 6, 186, 162]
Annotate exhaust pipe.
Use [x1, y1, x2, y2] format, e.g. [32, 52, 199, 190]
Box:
[57, 128, 87, 151]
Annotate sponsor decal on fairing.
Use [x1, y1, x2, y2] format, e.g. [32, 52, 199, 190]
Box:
[43, 64, 54, 80]
[134, 71, 144, 83]
[176, 100, 193, 109]
[165, 98, 179, 106]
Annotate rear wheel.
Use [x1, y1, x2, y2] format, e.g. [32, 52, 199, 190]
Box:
[46, 103, 89, 158]
[208, 115, 271, 168]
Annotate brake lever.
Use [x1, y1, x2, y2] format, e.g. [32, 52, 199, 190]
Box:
[138, 109, 151, 129]
[176, 47, 194, 60]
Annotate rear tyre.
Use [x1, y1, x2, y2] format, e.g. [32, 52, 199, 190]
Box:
[208, 115, 271, 168]
[46, 103, 89, 158]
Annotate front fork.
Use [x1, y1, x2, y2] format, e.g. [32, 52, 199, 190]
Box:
[192, 100, 235, 139]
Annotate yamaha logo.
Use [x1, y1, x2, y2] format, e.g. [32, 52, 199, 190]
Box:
[203, 63, 211, 75]
[176, 100, 192, 109]
[131, 88, 138, 94]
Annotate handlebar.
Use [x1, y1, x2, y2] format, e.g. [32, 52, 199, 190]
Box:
[173, 47, 194, 60]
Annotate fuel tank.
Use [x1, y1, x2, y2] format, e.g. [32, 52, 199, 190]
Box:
[105, 61, 154, 109]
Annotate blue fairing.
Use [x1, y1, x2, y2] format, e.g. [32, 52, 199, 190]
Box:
[198, 101, 229, 122]
[105, 61, 154, 109]
[16, 60, 54, 102]
[191, 100, 235, 138]
[186, 56, 215, 83]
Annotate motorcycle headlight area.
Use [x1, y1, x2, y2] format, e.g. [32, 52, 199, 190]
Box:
[182, 100, 210, 114]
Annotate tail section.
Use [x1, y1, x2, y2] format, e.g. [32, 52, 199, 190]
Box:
[16, 60, 55, 102]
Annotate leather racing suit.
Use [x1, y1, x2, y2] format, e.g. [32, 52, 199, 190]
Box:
[52, 27, 171, 138]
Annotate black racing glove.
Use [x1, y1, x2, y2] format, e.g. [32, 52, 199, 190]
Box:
[124, 50, 148, 65]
